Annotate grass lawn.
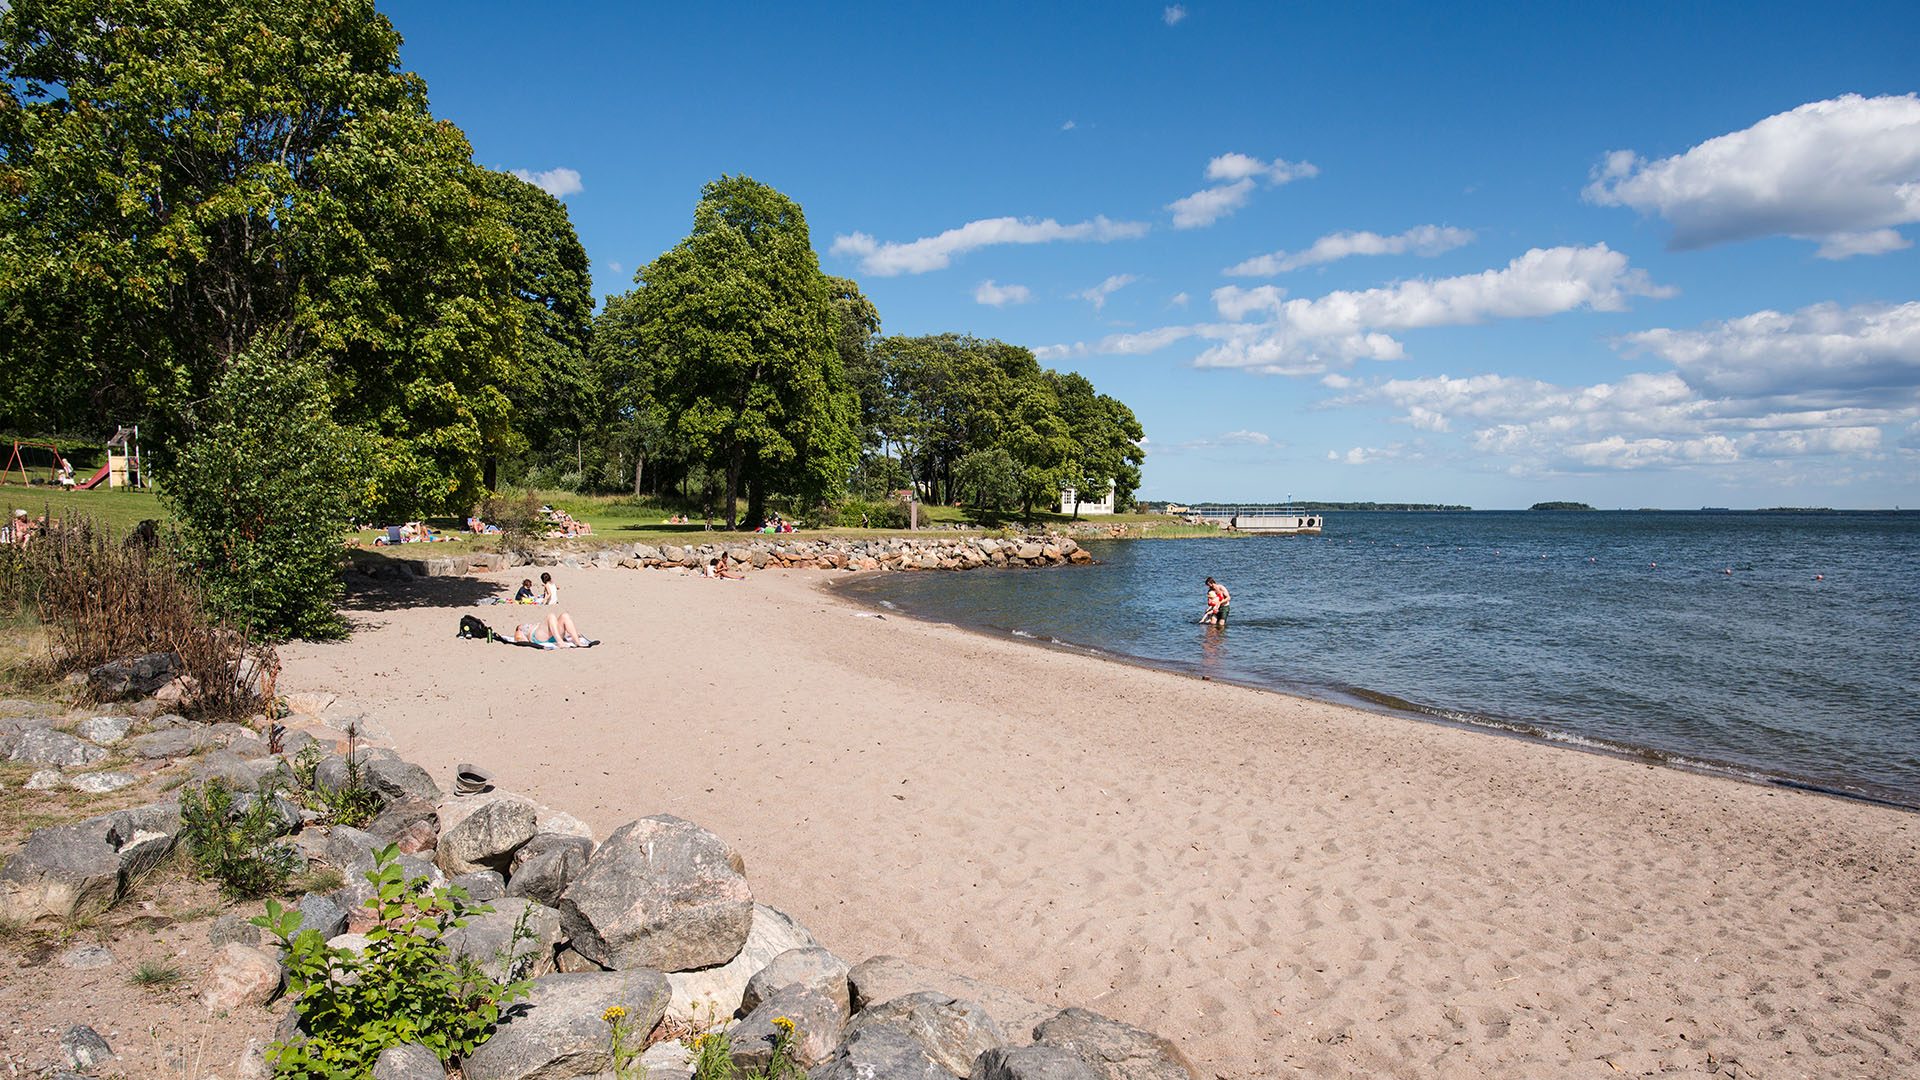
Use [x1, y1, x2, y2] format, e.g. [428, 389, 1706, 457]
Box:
[0, 485, 168, 533]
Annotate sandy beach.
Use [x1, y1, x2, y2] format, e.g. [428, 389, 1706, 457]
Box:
[279, 563, 1919, 1079]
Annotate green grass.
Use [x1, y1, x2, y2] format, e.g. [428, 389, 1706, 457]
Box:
[0, 485, 167, 533]
[131, 960, 185, 988]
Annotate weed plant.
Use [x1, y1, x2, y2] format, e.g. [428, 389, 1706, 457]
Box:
[683, 1015, 805, 1080]
[177, 778, 299, 899]
[130, 960, 184, 988]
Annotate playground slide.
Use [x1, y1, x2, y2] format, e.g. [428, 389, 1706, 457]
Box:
[77, 463, 110, 490]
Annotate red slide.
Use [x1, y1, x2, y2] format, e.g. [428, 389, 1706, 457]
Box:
[76, 463, 110, 490]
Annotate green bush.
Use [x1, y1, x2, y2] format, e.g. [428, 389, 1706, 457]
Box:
[289, 743, 383, 828]
[164, 346, 374, 640]
[255, 845, 532, 1076]
[814, 498, 911, 529]
[178, 778, 300, 899]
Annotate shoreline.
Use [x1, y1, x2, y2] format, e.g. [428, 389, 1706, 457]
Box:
[279, 562, 1920, 1079]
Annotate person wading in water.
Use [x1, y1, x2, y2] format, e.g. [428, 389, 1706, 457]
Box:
[1201, 576, 1231, 625]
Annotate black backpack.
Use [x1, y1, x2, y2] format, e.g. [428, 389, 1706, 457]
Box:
[458, 615, 495, 641]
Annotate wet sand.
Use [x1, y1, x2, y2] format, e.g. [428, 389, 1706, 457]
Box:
[279, 564, 1920, 1079]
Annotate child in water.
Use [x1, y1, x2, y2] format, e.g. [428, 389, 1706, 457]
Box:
[1201, 576, 1231, 625]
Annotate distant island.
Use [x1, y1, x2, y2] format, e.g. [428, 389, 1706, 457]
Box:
[1146, 501, 1470, 512]
[1529, 501, 1594, 511]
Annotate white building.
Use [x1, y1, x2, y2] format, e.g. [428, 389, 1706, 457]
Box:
[1059, 480, 1117, 515]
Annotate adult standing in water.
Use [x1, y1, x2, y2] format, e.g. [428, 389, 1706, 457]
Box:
[1201, 576, 1231, 625]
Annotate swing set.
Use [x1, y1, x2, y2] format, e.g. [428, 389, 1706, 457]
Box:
[1, 426, 145, 489]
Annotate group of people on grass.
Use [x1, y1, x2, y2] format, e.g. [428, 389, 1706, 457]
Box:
[1, 508, 42, 544]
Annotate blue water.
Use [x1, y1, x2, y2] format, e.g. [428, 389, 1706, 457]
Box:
[838, 512, 1920, 808]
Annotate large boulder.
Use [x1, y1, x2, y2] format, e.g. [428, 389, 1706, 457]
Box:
[313, 748, 399, 795]
[1031, 1009, 1193, 1080]
[559, 815, 753, 972]
[845, 992, 1006, 1077]
[970, 1045, 1102, 1080]
[849, 956, 1053, 1048]
[364, 757, 441, 805]
[443, 898, 565, 982]
[741, 945, 852, 1016]
[7, 727, 106, 767]
[192, 750, 289, 793]
[0, 804, 178, 922]
[811, 1025, 949, 1080]
[729, 984, 844, 1074]
[436, 792, 538, 875]
[364, 798, 439, 847]
[126, 727, 215, 760]
[461, 971, 671, 1080]
[505, 834, 594, 907]
[372, 1042, 445, 1080]
[87, 652, 179, 700]
[664, 904, 816, 1022]
[73, 715, 134, 745]
[202, 943, 286, 1013]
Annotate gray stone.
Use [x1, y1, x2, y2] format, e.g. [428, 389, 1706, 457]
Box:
[560, 815, 753, 974]
[1031, 1008, 1194, 1080]
[74, 715, 134, 745]
[143, 711, 187, 730]
[638, 1039, 694, 1080]
[275, 729, 318, 758]
[554, 946, 604, 973]
[313, 748, 398, 796]
[505, 834, 593, 907]
[203, 942, 285, 1013]
[233, 790, 303, 836]
[87, 652, 180, 700]
[0, 804, 178, 922]
[210, 913, 264, 948]
[462, 970, 672, 1080]
[847, 992, 1006, 1077]
[9, 727, 107, 767]
[56, 943, 115, 970]
[69, 771, 140, 794]
[742, 945, 852, 1016]
[364, 756, 441, 805]
[372, 1042, 445, 1080]
[126, 727, 214, 760]
[666, 904, 819, 1023]
[292, 892, 348, 940]
[435, 792, 537, 875]
[365, 797, 439, 846]
[452, 869, 507, 902]
[323, 824, 383, 868]
[444, 898, 564, 982]
[811, 1025, 949, 1080]
[25, 768, 66, 790]
[61, 1025, 114, 1071]
[193, 749, 290, 792]
[730, 984, 844, 1073]
[849, 956, 1053, 1048]
[970, 1045, 1102, 1080]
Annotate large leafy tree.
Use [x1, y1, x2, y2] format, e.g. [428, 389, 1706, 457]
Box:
[1049, 371, 1146, 516]
[606, 175, 857, 527]
[0, 0, 515, 516]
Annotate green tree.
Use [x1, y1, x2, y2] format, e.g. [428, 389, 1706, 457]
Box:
[1050, 371, 1146, 516]
[165, 346, 373, 640]
[0, 0, 515, 516]
[607, 176, 857, 527]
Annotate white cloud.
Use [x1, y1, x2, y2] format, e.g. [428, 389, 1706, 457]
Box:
[1584, 93, 1920, 256]
[832, 215, 1148, 276]
[1169, 153, 1319, 229]
[606, 261, 623, 274]
[1073, 273, 1139, 311]
[1219, 430, 1271, 445]
[1169, 292, 1190, 308]
[1163, 4, 1187, 26]
[1624, 300, 1920, 409]
[1199, 244, 1672, 374]
[1225, 225, 1475, 275]
[974, 280, 1033, 307]
[511, 167, 584, 199]
[1061, 119, 1077, 131]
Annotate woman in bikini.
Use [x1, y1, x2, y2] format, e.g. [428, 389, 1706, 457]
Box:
[513, 611, 597, 649]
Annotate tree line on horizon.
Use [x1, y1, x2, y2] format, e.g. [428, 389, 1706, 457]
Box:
[0, 0, 1144, 538]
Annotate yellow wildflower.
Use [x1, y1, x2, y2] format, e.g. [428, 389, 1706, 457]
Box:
[771, 1016, 796, 1035]
[602, 1005, 628, 1023]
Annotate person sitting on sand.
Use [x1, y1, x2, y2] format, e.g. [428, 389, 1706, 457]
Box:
[702, 557, 744, 580]
[539, 572, 559, 605]
[1201, 576, 1231, 625]
[512, 578, 538, 603]
[513, 611, 598, 649]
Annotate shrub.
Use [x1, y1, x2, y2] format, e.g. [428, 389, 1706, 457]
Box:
[813, 498, 911, 530]
[256, 845, 532, 1076]
[685, 1017, 804, 1080]
[165, 347, 374, 640]
[479, 489, 545, 557]
[178, 778, 300, 899]
[289, 739, 382, 828]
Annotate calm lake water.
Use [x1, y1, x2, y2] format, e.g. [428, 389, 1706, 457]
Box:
[838, 512, 1920, 808]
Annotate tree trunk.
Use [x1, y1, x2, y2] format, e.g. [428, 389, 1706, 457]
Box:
[723, 450, 742, 529]
[632, 449, 645, 497]
[483, 456, 497, 493]
[743, 475, 767, 532]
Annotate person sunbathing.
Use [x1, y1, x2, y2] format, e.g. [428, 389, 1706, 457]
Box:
[513, 611, 597, 649]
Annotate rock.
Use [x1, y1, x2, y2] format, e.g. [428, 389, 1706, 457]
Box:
[0, 805, 178, 922]
[9, 727, 107, 767]
[209, 913, 264, 948]
[192, 750, 289, 792]
[632, 543, 661, 562]
[638, 1039, 694, 1079]
[25, 768, 66, 790]
[69, 771, 140, 794]
[323, 824, 383, 868]
[444, 898, 565, 982]
[1031, 1009, 1193, 1080]
[462, 971, 672, 1080]
[61, 1025, 114, 1071]
[554, 946, 604, 973]
[233, 790, 303, 836]
[560, 815, 753, 972]
[729, 984, 844, 1073]
[452, 869, 507, 902]
[56, 943, 114, 970]
[393, 817, 439, 856]
[87, 652, 180, 700]
[202, 943, 285, 1013]
[281, 691, 337, 716]
[849, 956, 1053, 1048]
[435, 792, 537, 875]
[660, 545, 686, 563]
[126, 727, 214, 760]
[364, 798, 438, 846]
[313, 748, 398, 795]
[74, 715, 134, 745]
[291, 893, 348, 940]
[666, 904, 819, 1022]
[275, 729, 317, 758]
[742, 945, 852, 1016]
[372, 1042, 445, 1080]
[143, 711, 188, 730]
[532, 807, 594, 841]
[236, 1037, 270, 1080]
[364, 756, 441, 805]
[969, 1045, 1102, 1080]
[846, 992, 1006, 1077]
[326, 931, 372, 955]
[506, 834, 594, 906]
[811, 1024, 949, 1080]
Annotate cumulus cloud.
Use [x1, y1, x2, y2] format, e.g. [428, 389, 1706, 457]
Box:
[832, 215, 1148, 276]
[1584, 93, 1920, 256]
[1225, 225, 1475, 276]
[974, 280, 1033, 307]
[1169, 292, 1191, 308]
[606, 261, 623, 274]
[1168, 153, 1319, 229]
[1624, 300, 1920, 409]
[1073, 273, 1139, 311]
[511, 167, 584, 199]
[1218, 430, 1271, 445]
[1199, 244, 1672, 375]
[1163, 4, 1187, 25]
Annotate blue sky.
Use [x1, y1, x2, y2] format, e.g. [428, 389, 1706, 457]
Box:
[386, 1, 1919, 508]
